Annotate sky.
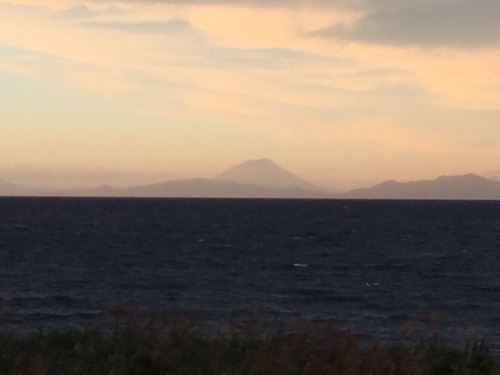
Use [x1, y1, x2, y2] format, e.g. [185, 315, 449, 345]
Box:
[1, 0, 499, 190]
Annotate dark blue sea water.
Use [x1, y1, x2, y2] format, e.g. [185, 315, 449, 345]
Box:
[0, 198, 499, 349]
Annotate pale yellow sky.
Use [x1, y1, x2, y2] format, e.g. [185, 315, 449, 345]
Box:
[1, 0, 499, 190]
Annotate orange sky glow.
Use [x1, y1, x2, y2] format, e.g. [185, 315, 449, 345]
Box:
[1, 0, 499, 190]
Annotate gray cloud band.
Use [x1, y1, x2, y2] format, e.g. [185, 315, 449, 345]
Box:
[90, 0, 499, 48]
[312, 0, 500, 48]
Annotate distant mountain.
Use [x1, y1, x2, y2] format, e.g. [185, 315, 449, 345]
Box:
[72, 178, 328, 198]
[343, 173, 500, 200]
[2, 165, 499, 200]
[0, 179, 50, 196]
[66, 160, 328, 198]
[0, 159, 328, 198]
[216, 159, 323, 191]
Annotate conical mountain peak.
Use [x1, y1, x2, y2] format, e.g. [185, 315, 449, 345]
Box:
[216, 159, 320, 191]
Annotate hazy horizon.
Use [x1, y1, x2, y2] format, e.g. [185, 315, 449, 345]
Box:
[1, 1, 499, 190]
[1, 159, 500, 194]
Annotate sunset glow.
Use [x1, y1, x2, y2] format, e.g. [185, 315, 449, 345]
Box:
[1, 0, 499, 190]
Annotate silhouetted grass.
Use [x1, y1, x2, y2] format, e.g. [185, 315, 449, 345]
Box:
[0, 304, 498, 374]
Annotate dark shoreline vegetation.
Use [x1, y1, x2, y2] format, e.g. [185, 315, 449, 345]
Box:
[1, 304, 498, 375]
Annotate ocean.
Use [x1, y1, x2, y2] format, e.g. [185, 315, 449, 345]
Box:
[0, 197, 499, 350]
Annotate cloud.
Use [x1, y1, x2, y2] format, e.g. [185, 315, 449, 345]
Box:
[8, 0, 500, 51]
[81, 19, 194, 34]
[82, 0, 356, 8]
[312, 0, 500, 49]
[1, 0, 499, 127]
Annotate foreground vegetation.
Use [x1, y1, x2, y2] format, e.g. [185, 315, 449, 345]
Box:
[1, 306, 498, 375]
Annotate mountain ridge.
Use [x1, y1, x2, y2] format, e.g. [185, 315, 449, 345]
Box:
[69, 177, 329, 198]
[343, 173, 500, 200]
[1, 162, 500, 199]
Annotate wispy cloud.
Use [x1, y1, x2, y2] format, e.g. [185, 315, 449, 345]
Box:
[2, 0, 498, 116]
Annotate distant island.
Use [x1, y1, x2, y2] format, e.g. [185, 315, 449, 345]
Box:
[342, 173, 500, 200]
[1, 159, 500, 199]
